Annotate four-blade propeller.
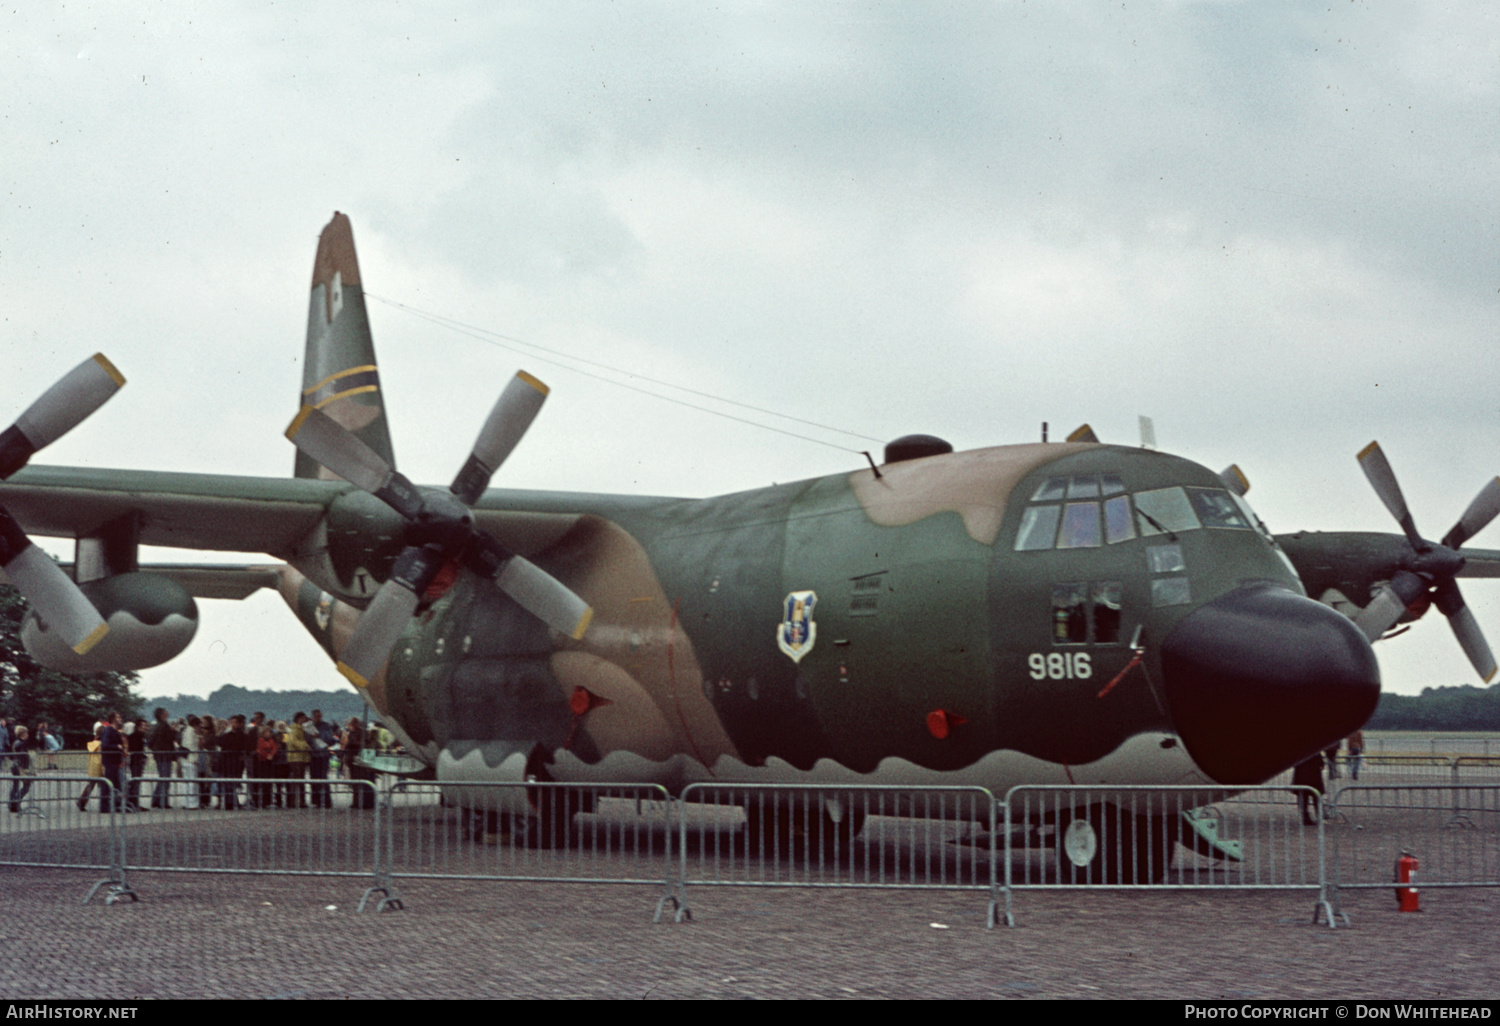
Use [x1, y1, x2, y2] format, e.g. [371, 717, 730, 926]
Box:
[1353, 441, 1500, 682]
[285, 371, 593, 686]
[0, 354, 125, 655]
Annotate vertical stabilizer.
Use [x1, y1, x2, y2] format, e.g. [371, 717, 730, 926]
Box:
[297, 212, 396, 480]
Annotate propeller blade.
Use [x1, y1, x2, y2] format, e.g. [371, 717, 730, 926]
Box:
[1351, 570, 1428, 643]
[1066, 424, 1099, 444]
[1456, 548, 1500, 578]
[1357, 441, 1424, 549]
[494, 555, 593, 640]
[1219, 464, 1250, 497]
[334, 545, 445, 687]
[285, 405, 424, 519]
[0, 508, 107, 654]
[1446, 605, 1498, 684]
[451, 371, 549, 506]
[1443, 477, 1500, 550]
[1434, 578, 1498, 683]
[0, 354, 125, 478]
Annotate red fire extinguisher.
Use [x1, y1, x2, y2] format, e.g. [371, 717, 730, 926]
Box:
[1395, 850, 1420, 912]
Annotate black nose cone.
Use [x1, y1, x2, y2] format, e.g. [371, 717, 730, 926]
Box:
[1160, 583, 1380, 785]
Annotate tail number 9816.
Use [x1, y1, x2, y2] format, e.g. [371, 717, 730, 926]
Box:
[1028, 652, 1092, 680]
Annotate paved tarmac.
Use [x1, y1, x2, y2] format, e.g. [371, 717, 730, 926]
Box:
[2, 864, 1498, 1000]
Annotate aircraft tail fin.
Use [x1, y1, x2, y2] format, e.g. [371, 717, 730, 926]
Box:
[296, 212, 396, 480]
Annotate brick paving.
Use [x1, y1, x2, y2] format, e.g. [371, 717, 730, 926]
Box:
[4, 780, 1500, 1000]
[1, 864, 1498, 999]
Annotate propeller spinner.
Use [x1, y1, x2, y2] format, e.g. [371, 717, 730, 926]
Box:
[0, 354, 125, 655]
[1353, 441, 1500, 682]
[285, 371, 593, 686]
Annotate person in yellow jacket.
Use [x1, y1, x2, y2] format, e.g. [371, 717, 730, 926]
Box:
[76, 724, 105, 813]
[282, 713, 312, 809]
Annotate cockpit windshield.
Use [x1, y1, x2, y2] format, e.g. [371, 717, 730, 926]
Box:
[1014, 478, 1254, 552]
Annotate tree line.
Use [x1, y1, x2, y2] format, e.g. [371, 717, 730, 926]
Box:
[1366, 683, 1500, 732]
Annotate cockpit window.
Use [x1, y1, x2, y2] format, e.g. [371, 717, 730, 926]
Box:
[1133, 487, 1200, 536]
[1057, 502, 1102, 549]
[1031, 478, 1068, 502]
[1092, 582, 1122, 643]
[1066, 476, 1100, 499]
[1017, 476, 1236, 551]
[1186, 487, 1252, 529]
[1103, 495, 1134, 544]
[1015, 505, 1062, 551]
[1052, 582, 1088, 643]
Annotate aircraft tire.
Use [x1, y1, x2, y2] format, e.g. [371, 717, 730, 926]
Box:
[1056, 805, 1175, 884]
[518, 787, 587, 849]
[742, 793, 865, 859]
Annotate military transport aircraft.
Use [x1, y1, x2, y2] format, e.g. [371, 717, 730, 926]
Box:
[4, 213, 1498, 872]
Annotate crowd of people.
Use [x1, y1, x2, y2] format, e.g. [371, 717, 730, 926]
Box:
[0, 709, 399, 814]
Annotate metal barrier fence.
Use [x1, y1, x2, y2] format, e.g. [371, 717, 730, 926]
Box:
[671, 784, 1000, 924]
[0, 774, 131, 903]
[13, 769, 1500, 927]
[0, 765, 383, 908]
[1001, 785, 1335, 927]
[122, 779, 380, 883]
[1325, 784, 1500, 919]
[374, 781, 675, 915]
[1368, 736, 1500, 758]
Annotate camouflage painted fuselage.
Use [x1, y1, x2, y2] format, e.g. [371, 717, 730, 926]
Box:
[281, 434, 1370, 794]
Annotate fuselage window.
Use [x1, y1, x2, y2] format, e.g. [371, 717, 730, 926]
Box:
[1187, 487, 1251, 529]
[1101, 473, 1126, 496]
[1057, 502, 1102, 549]
[1151, 576, 1192, 607]
[1052, 582, 1088, 644]
[1015, 505, 1063, 551]
[1103, 495, 1135, 544]
[1134, 487, 1201, 536]
[1146, 543, 1186, 574]
[1092, 581, 1123, 643]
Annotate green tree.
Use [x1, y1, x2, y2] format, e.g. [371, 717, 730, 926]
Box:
[0, 584, 142, 748]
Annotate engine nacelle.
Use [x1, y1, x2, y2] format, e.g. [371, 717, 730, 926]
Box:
[22, 572, 198, 672]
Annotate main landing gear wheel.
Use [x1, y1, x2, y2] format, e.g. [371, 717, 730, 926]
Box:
[517, 786, 591, 850]
[742, 793, 866, 859]
[1057, 805, 1176, 884]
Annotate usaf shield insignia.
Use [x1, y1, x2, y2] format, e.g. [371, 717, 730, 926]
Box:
[777, 590, 818, 663]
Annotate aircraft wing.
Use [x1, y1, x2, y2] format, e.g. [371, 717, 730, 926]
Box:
[0, 465, 345, 557]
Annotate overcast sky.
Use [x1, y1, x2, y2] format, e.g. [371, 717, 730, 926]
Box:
[4, 2, 1498, 700]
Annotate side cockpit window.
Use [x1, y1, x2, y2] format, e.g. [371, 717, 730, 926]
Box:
[1051, 581, 1124, 645]
[1186, 487, 1252, 529]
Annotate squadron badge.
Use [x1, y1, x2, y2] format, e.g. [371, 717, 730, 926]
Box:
[776, 590, 818, 663]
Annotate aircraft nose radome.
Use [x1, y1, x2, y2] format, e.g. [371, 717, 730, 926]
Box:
[1160, 582, 1381, 786]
